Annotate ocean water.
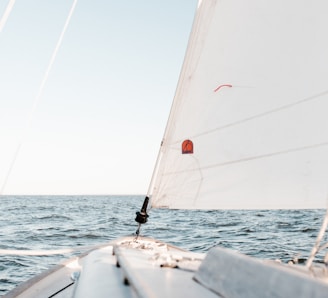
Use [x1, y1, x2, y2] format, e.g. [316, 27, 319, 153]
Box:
[0, 195, 327, 296]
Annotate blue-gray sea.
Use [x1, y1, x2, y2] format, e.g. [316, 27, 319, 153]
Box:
[0, 195, 327, 296]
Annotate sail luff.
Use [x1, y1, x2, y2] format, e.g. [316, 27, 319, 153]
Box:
[148, 0, 203, 205]
[150, 0, 216, 208]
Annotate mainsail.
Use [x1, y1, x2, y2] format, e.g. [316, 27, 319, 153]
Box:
[150, 0, 328, 209]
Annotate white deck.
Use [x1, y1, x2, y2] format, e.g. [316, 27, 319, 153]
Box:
[4, 237, 215, 298]
[4, 236, 328, 298]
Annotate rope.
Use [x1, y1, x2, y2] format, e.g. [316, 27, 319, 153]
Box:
[306, 206, 328, 268]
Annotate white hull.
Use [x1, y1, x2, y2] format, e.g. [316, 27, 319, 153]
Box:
[4, 236, 328, 298]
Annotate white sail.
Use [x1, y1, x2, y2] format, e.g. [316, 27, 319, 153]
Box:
[150, 0, 328, 209]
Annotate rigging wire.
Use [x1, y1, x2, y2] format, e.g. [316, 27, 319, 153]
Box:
[306, 203, 328, 269]
[0, 0, 78, 195]
[0, 0, 15, 33]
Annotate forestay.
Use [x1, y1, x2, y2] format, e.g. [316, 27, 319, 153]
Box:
[150, 0, 328, 209]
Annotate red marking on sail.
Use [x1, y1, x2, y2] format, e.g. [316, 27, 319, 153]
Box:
[182, 140, 194, 154]
[214, 84, 232, 92]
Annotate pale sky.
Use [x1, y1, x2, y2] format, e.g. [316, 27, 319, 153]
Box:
[0, 0, 198, 195]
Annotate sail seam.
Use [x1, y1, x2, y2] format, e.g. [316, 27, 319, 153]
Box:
[162, 141, 328, 175]
[169, 89, 328, 145]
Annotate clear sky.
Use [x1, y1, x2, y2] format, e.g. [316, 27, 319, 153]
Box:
[0, 0, 198, 195]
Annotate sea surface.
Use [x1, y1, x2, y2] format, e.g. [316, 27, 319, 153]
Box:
[0, 195, 327, 296]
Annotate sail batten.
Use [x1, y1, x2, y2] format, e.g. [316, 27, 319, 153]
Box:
[150, 0, 328, 210]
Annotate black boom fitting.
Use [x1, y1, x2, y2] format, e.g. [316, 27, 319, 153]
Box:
[135, 196, 149, 236]
[135, 196, 149, 224]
